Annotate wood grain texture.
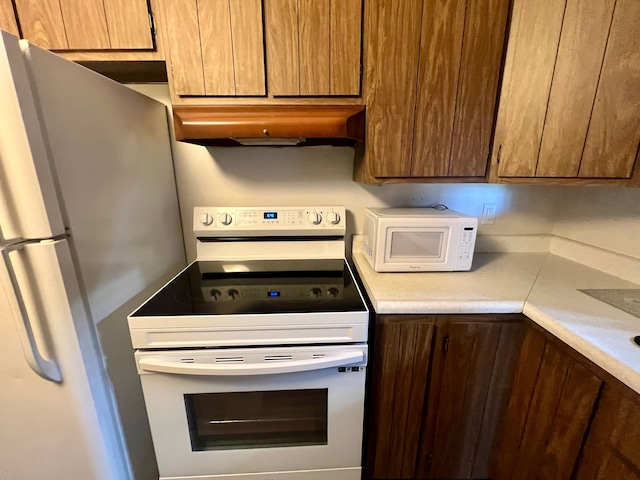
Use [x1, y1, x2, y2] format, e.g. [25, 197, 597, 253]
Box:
[580, 0, 640, 178]
[103, 0, 153, 49]
[368, 316, 435, 479]
[449, 0, 510, 177]
[576, 384, 640, 480]
[536, 361, 603, 479]
[298, 0, 330, 95]
[265, 0, 299, 95]
[0, 0, 19, 36]
[329, 0, 361, 95]
[59, 0, 110, 49]
[229, 0, 265, 95]
[471, 322, 525, 479]
[496, 0, 566, 177]
[492, 328, 546, 480]
[161, 0, 204, 95]
[198, 0, 235, 96]
[363, 0, 423, 177]
[536, 0, 615, 177]
[411, 0, 466, 177]
[14, 0, 68, 49]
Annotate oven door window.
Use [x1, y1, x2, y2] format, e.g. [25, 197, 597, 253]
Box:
[184, 389, 328, 451]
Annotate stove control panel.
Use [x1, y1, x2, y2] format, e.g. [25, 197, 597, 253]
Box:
[194, 206, 346, 237]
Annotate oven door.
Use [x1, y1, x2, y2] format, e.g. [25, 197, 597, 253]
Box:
[136, 345, 367, 480]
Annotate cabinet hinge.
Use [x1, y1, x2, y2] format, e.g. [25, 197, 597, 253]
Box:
[442, 335, 449, 353]
[149, 12, 156, 36]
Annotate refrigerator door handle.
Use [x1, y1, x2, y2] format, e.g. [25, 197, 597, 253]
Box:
[1, 245, 62, 382]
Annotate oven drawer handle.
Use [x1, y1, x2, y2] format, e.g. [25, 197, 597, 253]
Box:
[138, 352, 364, 376]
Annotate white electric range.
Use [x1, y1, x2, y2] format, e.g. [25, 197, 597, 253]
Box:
[128, 206, 369, 480]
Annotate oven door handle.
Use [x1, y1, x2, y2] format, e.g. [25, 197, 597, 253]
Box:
[138, 352, 364, 376]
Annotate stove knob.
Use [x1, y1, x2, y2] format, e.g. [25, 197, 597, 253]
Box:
[309, 287, 322, 298]
[327, 287, 339, 297]
[201, 212, 214, 226]
[327, 212, 341, 225]
[227, 289, 239, 300]
[210, 289, 222, 301]
[308, 212, 322, 225]
[219, 213, 232, 226]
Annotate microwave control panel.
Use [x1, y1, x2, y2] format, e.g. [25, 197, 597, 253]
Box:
[455, 224, 477, 270]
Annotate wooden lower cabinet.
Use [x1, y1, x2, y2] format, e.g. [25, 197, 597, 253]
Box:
[575, 384, 640, 480]
[492, 325, 640, 480]
[366, 314, 525, 480]
[492, 328, 603, 480]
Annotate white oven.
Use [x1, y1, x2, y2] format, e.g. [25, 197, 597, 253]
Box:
[136, 345, 367, 480]
[128, 206, 370, 480]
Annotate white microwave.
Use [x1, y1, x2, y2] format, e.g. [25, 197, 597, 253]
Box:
[362, 207, 478, 272]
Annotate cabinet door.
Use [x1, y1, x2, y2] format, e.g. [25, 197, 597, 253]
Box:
[575, 384, 640, 480]
[14, 0, 153, 50]
[419, 318, 524, 479]
[492, 328, 603, 480]
[367, 316, 435, 479]
[495, 0, 640, 180]
[0, 0, 19, 36]
[163, 0, 265, 97]
[265, 0, 361, 96]
[362, 0, 509, 181]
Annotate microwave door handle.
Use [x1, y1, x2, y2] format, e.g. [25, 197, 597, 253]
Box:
[138, 352, 364, 376]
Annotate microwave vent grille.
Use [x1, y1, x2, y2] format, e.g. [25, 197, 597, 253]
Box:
[214, 356, 244, 363]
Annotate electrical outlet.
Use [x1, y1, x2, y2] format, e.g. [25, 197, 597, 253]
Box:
[482, 203, 497, 224]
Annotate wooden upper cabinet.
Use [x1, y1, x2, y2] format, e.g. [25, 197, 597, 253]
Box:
[163, 0, 266, 97]
[265, 0, 362, 96]
[493, 0, 640, 181]
[357, 0, 510, 183]
[0, 0, 19, 36]
[14, 0, 153, 51]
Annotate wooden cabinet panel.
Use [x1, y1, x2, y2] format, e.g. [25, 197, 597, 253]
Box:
[329, 0, 361, 95]
[411, 0, 466, 177]
[363, 0, 423, 178]
[103, 0, 153, 49]
[536, 0, 615, 177]
[492, 328, 603, 480]
[199, 0, 235, 96]
[198, 0, 266, 96]
[163, 0, 204, 95]
[423, 319, 524, 479]
[14, 0, 68, 50]
[580, 0, 640, 179]
[59, 0, 110, 49]
[576, 384, 640, 480]
[266, 0, 361, 97]
[496, 0, 566, 177]
[16, 0, 153, 51]
[0, 0, 19, 36]
[360, 0, 509, 183]
[228, 0, 265, 96]
[298, 0, 330, 95]
[368, 316, 435, 479]
[265, 0, 299, 95]
[449, 0, 510, 177]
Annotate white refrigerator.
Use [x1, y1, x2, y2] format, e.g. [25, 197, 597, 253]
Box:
[0, 31, 185, 479]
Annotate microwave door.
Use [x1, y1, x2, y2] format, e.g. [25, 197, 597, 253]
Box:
[383, 227, 454, 270]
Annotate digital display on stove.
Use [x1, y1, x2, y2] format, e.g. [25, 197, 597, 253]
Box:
[264, 212, 277, 219]
[268, 291, 280, 297]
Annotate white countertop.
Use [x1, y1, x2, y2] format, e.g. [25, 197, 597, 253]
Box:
[351, 236, 640, 394]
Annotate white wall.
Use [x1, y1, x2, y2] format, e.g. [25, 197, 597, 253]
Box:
[553, 187, 640, 260]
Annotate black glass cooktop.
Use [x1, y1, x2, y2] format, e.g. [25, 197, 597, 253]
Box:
[132, 259, 367, 317]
